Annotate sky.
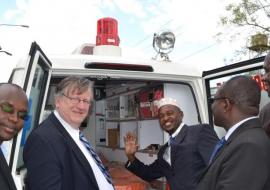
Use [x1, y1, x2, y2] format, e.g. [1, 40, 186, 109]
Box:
[0, 0, 268, 82]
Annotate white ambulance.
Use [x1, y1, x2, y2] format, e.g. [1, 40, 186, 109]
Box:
[3, 19, 269, 189]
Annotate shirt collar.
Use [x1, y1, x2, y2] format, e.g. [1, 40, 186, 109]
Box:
[171, 122, 185, 138]
[54, 110, 80, 140]
[225, 116, 257, 140]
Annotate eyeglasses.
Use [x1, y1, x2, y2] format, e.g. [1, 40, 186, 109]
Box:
[62, 93, 92, 105]
[208, 97, 229, 104]
[0, 102, 29, 121]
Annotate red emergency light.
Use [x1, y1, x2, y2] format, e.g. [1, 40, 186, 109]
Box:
[96, 17, 120, 46]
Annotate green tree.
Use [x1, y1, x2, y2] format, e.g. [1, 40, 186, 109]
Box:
[218, 0, 270, 62]
[221, 0, 270, 32]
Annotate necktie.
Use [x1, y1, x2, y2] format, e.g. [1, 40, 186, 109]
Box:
[209, 137, 226, 165]
[164, 136, 174, 165]
[169, 136, 174, 146]
[79, 131, 113, 184]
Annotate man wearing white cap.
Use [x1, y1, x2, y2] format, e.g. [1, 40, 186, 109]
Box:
[124, 97, 218, 190]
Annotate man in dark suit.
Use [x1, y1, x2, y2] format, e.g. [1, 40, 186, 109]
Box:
[0, 83, 28, 190]
[23, 76, 114, 190]
[124, 97, 218, 190]
[197, 76, 270, 190]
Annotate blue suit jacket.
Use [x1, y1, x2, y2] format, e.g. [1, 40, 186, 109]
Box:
[126, 124, 218, 190]
[23, 113, 99, 190]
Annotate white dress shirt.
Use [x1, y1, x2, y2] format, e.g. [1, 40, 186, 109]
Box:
[225, 116, 258, 141]
[54, 111, 114, 190]
[163, 122, 185, 165]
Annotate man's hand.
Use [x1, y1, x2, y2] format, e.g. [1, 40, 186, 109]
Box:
[124, 132, 138, 162]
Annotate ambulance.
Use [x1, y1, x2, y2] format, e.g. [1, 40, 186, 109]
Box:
[3, 18, 269, 189]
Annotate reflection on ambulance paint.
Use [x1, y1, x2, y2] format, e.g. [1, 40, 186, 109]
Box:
[253, 74, 266, 91]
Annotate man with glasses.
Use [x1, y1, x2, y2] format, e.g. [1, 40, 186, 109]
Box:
[0, 83, 28, 190]
[23, 76, 114, 190]
[197, 76, 270, 190]
[260, 52, 270, 137]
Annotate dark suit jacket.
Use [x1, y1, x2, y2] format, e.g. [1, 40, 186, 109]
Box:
[126, 124, 218, 190]
[197, 118, 270, 190]
[0, 148, 17, 190]
[23, 113, 99, 190]
[259, 102, 270, 136]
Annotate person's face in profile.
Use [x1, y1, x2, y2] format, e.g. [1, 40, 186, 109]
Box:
[211, 88, 227, 128]
[158, 105, 183, 135]
[0, 88, 28, 142]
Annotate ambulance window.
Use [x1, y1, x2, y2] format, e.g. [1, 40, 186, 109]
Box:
[16, 61, 49, 173]
[206, 67, 268, 124]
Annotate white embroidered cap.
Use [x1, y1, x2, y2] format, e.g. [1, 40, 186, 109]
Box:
[155, 97, 180, 110]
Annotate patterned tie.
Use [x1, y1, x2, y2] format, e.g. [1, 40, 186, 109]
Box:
[209, 137, 226, 165]
[79, 131, 113, 184]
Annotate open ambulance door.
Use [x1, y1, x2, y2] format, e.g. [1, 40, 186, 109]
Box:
[203, 56, 267, 138]
[7, 42, 52, 189]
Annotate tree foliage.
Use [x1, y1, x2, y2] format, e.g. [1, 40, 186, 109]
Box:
[219, 0, 270, 61]
[221, 0, 270, 33]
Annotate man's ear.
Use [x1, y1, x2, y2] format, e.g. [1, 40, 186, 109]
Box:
[224, 98, 233, 113]
[54, 97, 60, 109]
[179, 110, 184, 119]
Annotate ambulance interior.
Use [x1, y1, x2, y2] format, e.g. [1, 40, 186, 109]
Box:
[12, 70, 202, 189]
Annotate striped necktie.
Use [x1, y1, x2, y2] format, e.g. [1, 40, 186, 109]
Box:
[209, 136, 226, 165]
[79, 131, 113, 184]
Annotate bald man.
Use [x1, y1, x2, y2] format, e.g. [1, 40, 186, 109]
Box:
[124, 97, 218, 190]
[0, 83, 28, 190]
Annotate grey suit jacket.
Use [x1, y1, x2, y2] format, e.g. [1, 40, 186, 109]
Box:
[0, 148, 17, 190]
[197, 118, 270, 190]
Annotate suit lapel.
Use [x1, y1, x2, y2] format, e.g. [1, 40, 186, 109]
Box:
[214, 118, 260, 163]
[158, 142, 172, 168]
[49, 114, 99, 187]
[0, 148, 16, 190]
[226, 118, 260, 144]
[199, 118, 261, 181]
[170, 125, 188, 166]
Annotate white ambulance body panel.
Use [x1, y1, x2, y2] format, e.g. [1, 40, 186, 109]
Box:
[5, 42, 268, 189]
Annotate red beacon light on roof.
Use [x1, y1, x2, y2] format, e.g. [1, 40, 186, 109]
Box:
[93, 17, 122, 56]
[96, 17, 120, 46]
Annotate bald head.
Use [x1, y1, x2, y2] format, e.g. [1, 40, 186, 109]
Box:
[0, 83, 27, 100]
[220, 76, 260, 116]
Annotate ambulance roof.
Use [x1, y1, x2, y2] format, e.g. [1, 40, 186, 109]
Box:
[49, 54, 202, 78]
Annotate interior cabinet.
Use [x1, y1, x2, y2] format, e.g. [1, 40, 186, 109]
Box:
[105, 97, 120, 120]
[120, 93, 137, 120]
[102, 85, 166, 149]
[138, 85, 163, 119]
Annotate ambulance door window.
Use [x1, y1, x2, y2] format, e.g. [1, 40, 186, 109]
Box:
[15, 54, 51, 175]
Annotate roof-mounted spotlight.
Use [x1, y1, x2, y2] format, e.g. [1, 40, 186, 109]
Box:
[152, 30, 175, 61]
